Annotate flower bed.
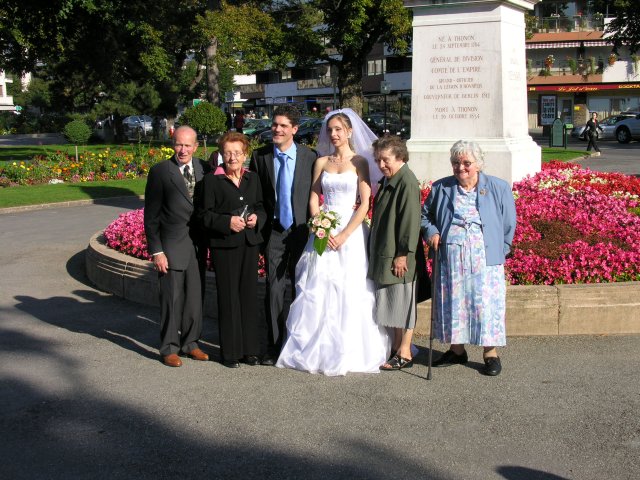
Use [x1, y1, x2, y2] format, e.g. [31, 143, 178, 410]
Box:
[507, 162, 640, 284]
[0, 146, 174, 186]
[104, 162, 640, 285]
[104, 209, 267, 277]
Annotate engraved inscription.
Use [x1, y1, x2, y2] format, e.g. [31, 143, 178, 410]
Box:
[425, 34, 489, 121]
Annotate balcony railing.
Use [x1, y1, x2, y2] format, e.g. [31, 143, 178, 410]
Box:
[527, 56, 607, 77]
[533, 14, 605, 33]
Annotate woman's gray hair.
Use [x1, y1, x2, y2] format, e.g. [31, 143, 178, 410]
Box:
[450, 140, 485, 170]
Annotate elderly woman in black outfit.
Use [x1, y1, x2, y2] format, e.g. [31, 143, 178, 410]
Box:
[196, 131, 267, 368]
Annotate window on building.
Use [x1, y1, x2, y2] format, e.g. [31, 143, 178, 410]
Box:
[367, 59, 386, 76]
[281, 70, 292, 80]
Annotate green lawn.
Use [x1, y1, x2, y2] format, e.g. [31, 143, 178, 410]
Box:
[541, 147, 586, 163]
[0, 178, 147, 208]
[0, 145, 585, 209]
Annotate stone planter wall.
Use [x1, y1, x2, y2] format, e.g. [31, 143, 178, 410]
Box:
[86, 231, 640, 336]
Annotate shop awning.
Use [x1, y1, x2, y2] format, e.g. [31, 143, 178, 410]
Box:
[527, 42, 581, 49]
[526, 40, 611, 49]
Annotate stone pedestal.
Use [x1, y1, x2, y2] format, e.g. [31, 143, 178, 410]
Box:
[404, 0, 541, 184]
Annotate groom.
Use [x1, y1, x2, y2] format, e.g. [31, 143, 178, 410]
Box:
[250, 106, 317, 361]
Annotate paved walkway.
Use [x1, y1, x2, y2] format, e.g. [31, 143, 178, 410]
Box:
[539, 135, 640, 177]
[1, 199, 639, 479]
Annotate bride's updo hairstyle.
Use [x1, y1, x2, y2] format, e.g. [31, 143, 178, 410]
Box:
[326, 112, 355, 152]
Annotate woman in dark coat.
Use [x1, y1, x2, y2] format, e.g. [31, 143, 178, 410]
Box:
[368, 135, 422, 370]
[196, 131, 267, 368]
[585, 111, 603, 155]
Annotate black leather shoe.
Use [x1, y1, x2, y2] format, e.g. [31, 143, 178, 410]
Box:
[483, 356, 502, 376]
[261, 355, 276, 366]
[433, 349, 468, 367]
[223, 360, 240, 368]
[243, 355, 260, 366]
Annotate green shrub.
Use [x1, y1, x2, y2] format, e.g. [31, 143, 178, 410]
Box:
[63, 119, 92, 145]
[180, 102, 226, 141]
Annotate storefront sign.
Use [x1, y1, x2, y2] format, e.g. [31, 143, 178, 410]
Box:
[539, 95, 557, 126]
[529, 83, 640, 92]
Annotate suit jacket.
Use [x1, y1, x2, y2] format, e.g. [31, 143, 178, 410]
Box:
[249, 143, 317, 240]
[195, 169, 267, 248]
[368, 164, 421, 285]
[420, 172, 516, 266]
[144, 156, 210, 270]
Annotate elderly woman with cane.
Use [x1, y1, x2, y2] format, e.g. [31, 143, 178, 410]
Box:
[421, 140, 516, 376]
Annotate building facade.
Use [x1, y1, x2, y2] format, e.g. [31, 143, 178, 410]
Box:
[227, 1, 637, 135]
[526, 1, 639, 128]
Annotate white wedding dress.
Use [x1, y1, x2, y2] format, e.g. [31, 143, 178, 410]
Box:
[276, 171, 390, 376]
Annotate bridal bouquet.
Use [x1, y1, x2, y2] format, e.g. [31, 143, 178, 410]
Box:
[308, 210, 341, 255]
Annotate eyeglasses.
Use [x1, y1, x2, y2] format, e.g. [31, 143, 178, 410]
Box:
[451, 161, 475, 169]
[222, 152, 246, 159]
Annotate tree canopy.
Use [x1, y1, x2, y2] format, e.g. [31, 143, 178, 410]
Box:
[270, 0, 412, 114]
[1, 0, 413, 118]
[605, 1, 640, 55]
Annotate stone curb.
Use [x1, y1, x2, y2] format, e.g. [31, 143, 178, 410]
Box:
[86, 231, 640, 337]
[0, 195, 144, 215]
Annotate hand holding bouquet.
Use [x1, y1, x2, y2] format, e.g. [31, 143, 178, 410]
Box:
[308, 210, 340, 255]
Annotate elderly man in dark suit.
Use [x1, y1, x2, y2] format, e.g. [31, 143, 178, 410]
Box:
[250, 106, 317, 361]
[144, 126, 211, 367]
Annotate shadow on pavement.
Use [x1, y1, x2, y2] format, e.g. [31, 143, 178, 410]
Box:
[0, 324, 452, 479]
[74, 186, 144, 207]
[497, 466, 571, 480]
[14, 290, 160, 362]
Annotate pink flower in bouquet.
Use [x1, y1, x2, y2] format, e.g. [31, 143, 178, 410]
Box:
[307, 210, 340, 255]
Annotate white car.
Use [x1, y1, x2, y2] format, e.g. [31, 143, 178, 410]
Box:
[122, 115, 153, 138]
[613, 111, 640, 143]
[571, 113, 636, 141]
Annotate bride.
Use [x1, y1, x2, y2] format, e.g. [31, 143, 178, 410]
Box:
[276, 109, 390, 376]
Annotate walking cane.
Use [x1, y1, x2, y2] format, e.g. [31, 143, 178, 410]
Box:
[427, 247, 438, 380]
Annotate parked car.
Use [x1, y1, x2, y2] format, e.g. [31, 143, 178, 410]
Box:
[613, 111, 640, 143]
[122, 115, 153, 139]
[256, 126, 274, 144]
[294, 118, 323, 145]
[571, 113, 637, 141]
[242, 118, 271, 136]
[255, 116, 321, 144]
[364, 112, 407, 137]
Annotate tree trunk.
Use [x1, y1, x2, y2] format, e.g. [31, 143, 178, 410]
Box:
[205, 38, 220, 106]
[338, 59, 364, 116]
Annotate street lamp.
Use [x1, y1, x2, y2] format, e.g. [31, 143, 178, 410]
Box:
[380, 81, 392, 134]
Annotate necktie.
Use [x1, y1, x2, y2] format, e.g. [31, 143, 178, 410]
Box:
[183, 164, 192, 183]
[277, 153, 293, 230]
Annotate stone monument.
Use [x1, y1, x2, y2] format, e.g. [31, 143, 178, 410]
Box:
[0, 71, 15, 111]
[404, 0, 541, 183]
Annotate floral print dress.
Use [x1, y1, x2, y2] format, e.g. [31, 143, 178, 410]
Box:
[434, 186, 506, 346]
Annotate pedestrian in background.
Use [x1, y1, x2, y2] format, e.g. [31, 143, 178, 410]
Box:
[585, 112, 603, 156]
